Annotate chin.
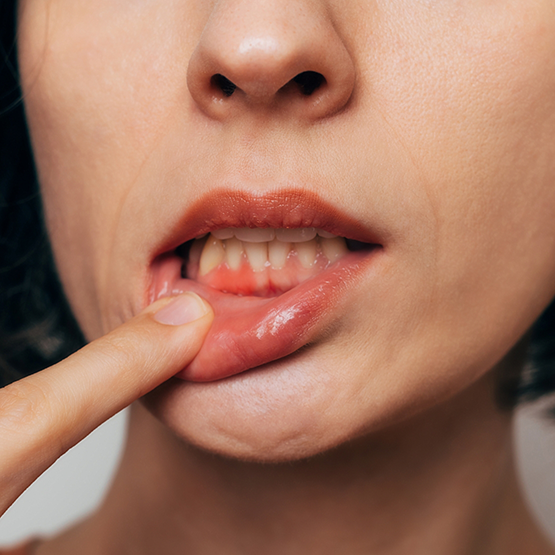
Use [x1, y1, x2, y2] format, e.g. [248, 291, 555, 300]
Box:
[141, 353, 359, 463]
[139, 329, 508, 463]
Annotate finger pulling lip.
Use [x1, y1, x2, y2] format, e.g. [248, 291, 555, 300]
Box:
[147, 189, 385, 381]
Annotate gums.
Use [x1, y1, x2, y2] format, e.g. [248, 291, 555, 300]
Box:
[151, 244, 380, 381]
[183, 234, 345, 297]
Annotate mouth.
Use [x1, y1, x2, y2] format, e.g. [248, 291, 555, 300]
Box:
[149, 190, 383, 382]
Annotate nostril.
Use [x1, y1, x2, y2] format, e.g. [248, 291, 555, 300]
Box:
[211, 74, 237, 97]
[292, 71, 325, 96]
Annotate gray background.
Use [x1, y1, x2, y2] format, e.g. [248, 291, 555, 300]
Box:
[1, 404, 555, 548]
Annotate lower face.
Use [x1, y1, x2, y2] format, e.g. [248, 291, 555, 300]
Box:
[17, 0, 555, 460]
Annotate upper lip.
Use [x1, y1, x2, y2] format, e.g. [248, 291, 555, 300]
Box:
[152, 188, 383, 259]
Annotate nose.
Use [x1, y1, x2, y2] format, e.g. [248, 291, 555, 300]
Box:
[187, 0, 356, 121]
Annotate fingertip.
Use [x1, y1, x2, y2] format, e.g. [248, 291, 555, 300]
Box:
[153, 293, 213, 326]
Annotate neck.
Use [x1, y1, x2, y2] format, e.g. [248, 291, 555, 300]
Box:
[46, 373, 553, 555]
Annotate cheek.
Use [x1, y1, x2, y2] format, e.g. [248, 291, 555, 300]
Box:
[17, 1, 199, 338]
[370, 3, 555, 316]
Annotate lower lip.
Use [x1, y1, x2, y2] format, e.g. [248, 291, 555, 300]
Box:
[150, 249, 380, 381]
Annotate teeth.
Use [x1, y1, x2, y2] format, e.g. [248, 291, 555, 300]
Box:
[225, 237, 243, 270]
[268, 239, 290, 269]
[234, 228, 276, 243]
[209, 227, 333, 242]
[275, 227, 317, 243]
[244, 241, 268, 272]
[295, 239, 318, 269]
[199, 237, 225, 275]
[212, 228, 235, 240]
[196, 230, 351, 276]
[317, 230, 337, 239]
[321, 237, 348, 262]
[188, 238, 204, 266]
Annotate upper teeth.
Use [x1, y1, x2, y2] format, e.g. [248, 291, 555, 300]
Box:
[195, 229, 348, 276]
[210, 227, 336, 243]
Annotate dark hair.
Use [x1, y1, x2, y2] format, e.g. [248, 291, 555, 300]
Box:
[1, 0, 554, 403]
[0, 0, 84, 387]
[522, 304, 555, 403]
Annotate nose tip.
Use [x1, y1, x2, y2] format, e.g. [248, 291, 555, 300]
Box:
[187, 0, 356, 121]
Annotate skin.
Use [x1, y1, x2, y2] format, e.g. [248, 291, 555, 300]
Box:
[4, 0, 555, 553]
[0, 294, 214, 515]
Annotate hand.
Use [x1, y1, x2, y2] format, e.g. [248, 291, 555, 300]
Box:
[0, 293, 213, 516]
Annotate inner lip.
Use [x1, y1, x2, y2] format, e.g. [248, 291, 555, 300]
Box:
[173, 229, 376, 298]
[151, 242, 381, 381]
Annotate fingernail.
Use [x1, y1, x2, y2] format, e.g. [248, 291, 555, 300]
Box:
[154, 293, 210, 325]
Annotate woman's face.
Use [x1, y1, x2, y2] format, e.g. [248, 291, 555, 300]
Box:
[18, 0, 555, 460]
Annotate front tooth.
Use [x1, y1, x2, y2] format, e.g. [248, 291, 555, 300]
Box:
[225, 237, 243, 270]
[321, 237, 348, 262]
[295, 239, 318, 268]
[235, 228, 276, 242]
[212, 228, 235, 240]
[268, 239, 290, 269]
[317, 229, 337, 239]
[244, 241, 268, 272]
[199, 236, 225, 275]
[276, 228, 317, 243]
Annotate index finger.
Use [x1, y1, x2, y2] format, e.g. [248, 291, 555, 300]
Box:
[0, 292, 213, 515]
